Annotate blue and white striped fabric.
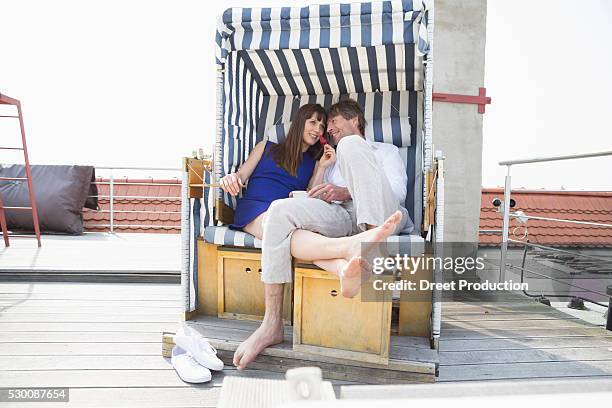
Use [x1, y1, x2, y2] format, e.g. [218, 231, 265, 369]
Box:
[204, 225, 263, 248]
[203, 224, 423, 248]
[215, 1, 430, 65]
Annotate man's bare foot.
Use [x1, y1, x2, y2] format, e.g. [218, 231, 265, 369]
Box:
[232, 320, 283, 370]
[344, 210, 402, 261]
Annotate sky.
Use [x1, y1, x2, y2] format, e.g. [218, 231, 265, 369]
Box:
[0, 0, 610, 188]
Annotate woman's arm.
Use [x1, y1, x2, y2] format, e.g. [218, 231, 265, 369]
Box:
[308, 161, 326, 190]
[307, 144, 335, 190]
[220, 140, 267, 196]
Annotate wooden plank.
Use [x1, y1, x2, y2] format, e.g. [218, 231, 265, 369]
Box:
[0, 342, 163, 356]
[214, 349, 434, 385]
[439, 336, 612, 352]
[0, 292, 180, 301]
[442, 319, 599, 330]
[440, 347, 612, 365]
[0, 322, 175, 332]
[341, 378, 612, 399]
[0, 387, 220, 408]
[443, 313, 581, 322]
[0, 313, 178, 323]
[187, 318, 437, 375]
[0, 331, 164, 343]
[0, 282, 180, 294]
[438, 361, 612, 382]
[0, 299, 181, 307]
[0, 355, 173, 370]
[197, 240, 219, 316]
[0, 368, 285, 388]
[398, 254, 433, 337]
[0, 305, 183, 314]
[441, 327, 612, 340]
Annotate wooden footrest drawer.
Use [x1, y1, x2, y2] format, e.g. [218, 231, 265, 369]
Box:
[217, 250, 292, 324]
[293, 266, 392, 365]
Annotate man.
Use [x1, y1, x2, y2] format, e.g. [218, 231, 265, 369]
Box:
[233, 98, 414, 370]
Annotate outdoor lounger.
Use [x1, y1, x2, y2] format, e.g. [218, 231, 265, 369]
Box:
[180, 0, 445, 375]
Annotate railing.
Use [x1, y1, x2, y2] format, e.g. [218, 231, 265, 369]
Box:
[495, 150, 612, 309]
[86, 166, 182, 233]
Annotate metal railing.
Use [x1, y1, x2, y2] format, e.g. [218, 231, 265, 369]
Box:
[85, 166, 182, 233]
[496, 150, 612, 308]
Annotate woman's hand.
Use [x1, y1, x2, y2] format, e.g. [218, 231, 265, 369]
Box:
[219, 173, 243, 196]
[318, 144, 336, 169]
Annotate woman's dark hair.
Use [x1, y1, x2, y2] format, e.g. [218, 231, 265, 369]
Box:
[270, 103, 327, 176]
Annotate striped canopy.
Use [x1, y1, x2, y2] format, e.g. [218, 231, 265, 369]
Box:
[208, 0, 431, 232]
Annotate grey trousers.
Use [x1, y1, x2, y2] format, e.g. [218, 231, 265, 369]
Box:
[260, 135, 405, 284]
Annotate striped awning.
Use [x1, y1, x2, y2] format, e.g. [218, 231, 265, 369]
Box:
[215, 1, 430, 66]
[212, 0, 431, 234]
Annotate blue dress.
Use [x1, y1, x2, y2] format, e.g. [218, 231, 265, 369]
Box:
[229, 141, 316, 230]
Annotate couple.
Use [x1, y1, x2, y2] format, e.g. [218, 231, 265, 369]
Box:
[219, 99, 413, 370]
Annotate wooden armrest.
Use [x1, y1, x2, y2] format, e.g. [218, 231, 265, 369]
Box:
[216, 198, 235, 225]
[422, 164, 438, 233]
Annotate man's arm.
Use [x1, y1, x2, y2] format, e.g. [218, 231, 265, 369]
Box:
[382, 145, 408, 204]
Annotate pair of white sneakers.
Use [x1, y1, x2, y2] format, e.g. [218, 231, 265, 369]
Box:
[171, 324, 224, 383]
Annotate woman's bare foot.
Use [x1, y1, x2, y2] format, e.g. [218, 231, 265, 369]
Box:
[339, 256, 372, 298]
[339, 211, 402, 298]
[232, 320, 284, 370]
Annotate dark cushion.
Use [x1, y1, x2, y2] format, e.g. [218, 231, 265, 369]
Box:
[0, 164, 95, 235]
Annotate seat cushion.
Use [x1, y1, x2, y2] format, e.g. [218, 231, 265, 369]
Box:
[204, 226, 262, 248]
[203, 226, 423, 250]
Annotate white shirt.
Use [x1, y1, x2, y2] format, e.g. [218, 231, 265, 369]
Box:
[323, 138, 408, 205]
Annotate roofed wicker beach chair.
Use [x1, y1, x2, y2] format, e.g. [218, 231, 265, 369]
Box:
[180, 0, 444, 381]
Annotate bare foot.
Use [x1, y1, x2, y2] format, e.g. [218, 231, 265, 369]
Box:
[339, 211, 402, 298]
[232, 320, 283, 370]
[344, 210, 403, 261]
[339, 256, 373, 298]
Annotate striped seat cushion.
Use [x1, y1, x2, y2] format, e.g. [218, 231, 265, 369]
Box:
[203, 225, 423, 249]
[204, 226, 262, 248]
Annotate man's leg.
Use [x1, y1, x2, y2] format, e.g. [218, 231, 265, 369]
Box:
[293, 210, 403, 298]
[232, 283, 284, 370]
[336, 135, 404, 232]
[232, 197, 353, 370]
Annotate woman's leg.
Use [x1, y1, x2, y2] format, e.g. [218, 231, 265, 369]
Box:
[290, 211, 402, 262]
[242, 212, 266, 240]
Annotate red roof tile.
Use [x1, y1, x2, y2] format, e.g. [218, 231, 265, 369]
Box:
[83, 178, 181, 234]
[480, 188, 612, 247]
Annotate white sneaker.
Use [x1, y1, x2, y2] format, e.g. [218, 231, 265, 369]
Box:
[174, 325, 224, 371]
[171, 346, 212, 383]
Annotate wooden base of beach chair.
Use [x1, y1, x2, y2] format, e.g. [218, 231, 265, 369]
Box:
[193, 241, 292, 325]
[293, 265, 393, 365]
[398, 252, 433, 338]
[170, 316, 438, 384]
[217, 249, 292, 325]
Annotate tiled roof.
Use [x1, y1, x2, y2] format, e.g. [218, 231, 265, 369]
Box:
[480, 188, 612, 248]
[83, 178, 181, 234]
[83, 181, 612, 245]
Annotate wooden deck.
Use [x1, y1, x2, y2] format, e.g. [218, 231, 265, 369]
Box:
[0, 233, 180, 282]
[1, 281, 611, 407]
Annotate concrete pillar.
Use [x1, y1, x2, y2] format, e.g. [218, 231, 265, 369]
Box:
[432, 0, 487, 242]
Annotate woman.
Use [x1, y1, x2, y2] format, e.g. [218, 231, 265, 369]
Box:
[220, 103, 329, 239]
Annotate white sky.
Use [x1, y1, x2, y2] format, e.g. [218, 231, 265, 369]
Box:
[1, 0, 610, 188]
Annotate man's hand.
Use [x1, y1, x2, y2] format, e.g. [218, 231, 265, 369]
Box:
[318, 144, 336, 169]
[308, 183, 351, 203]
